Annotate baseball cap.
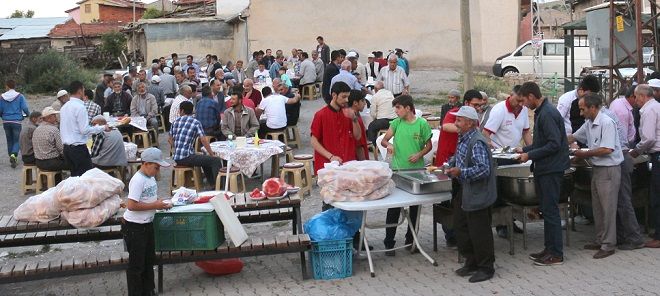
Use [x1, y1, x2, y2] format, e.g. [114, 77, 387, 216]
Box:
[151, 75, 161, 83]
[140, 147, 171, 167]
[451, 106, 479, 121]
[648, 78, 660, 88]
[346, 51, 358, 59]
[367, 53, 375, 58]
[56, 90, 68, 98]
[41, 106, 59, 117]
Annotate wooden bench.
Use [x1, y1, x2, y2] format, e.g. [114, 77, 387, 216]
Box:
[0, 226, 122, 248]
[0, 233, 311, 293]
[0, 252, 130, 284]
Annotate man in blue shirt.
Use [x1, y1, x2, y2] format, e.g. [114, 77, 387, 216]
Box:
[182, 55, 201, 78]
[169, 101, 223, 188]
[195, 85, 224, 139]
[330, 60, 364, 91]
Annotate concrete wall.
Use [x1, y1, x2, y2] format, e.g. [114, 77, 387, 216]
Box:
[140, 20, 235, 63]
[245, 0, 519, 68]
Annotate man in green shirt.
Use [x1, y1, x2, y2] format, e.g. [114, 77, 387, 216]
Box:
[381, 95, 433, 255]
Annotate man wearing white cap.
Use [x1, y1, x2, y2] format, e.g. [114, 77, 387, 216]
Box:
[33, 107, 69, 172]
[51, 90, 69, 111]
[646, 78, 660, 103]
[366, 53, 380, 80]
[147, 75, 165, 111]
[444, 105, 497, 283]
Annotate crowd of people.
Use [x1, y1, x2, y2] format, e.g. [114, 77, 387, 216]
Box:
[1, 35, 659, 293]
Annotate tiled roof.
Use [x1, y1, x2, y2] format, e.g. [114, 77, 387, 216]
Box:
[48, 19, 124, 38]
[0, 17, 69, 41]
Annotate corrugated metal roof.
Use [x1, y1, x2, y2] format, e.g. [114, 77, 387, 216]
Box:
[0, 17, 69, 41]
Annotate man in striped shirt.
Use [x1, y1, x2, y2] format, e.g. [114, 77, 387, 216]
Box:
[377, 55, 410, 97]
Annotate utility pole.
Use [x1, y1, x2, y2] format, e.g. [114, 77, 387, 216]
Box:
[460, 0, 474, 90]
[132, 0, 136, 65]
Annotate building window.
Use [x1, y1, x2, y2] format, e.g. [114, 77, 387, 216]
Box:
[85, 4, 91, 13]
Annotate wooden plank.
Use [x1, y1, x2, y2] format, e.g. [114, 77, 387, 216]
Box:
[73, 257, 85, 270]
[48, 260, 62, 272]
[251, 237, 264, 250]
[35, 261, 50, 274]
[217, 243, 230, 253]
[109, 253, 122, 265]
[0, 265, 14, 277]
[4, 217, 19, 232]
[275, 235, 289, 248]
[287, 234, 301, 246]
[120, 252, 130, 263]
[262, 236, 276, 248]
[97, 255, 111, 267]
[11, 263, 26, 277]
[299, 234, 311, 245]
[24, 262, 38, 276]
[35, 231, 47, 239]
[15, 221, 28, 231]
[62, 258, 74, 271]
[0, 215, 12, 229]
[85, 256, 99, 269]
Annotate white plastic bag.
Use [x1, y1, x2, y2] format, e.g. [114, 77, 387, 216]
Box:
[55, 168, 124, 211]
[13, 187, 61, 222]
[61, 195, 122, 228]
[171, 187, 197, 206]
[317, 160, 395, 203]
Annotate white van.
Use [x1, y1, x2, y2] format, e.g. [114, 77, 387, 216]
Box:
[492, 39, 591, 78]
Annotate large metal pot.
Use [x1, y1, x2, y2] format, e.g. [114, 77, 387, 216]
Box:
[572, 156, 650, 191]
[497, 165, 575, 206]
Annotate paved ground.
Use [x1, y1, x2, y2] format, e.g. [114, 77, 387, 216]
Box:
[0, 69, 659, 295]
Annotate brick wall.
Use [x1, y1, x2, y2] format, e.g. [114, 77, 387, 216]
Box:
[98, 5, 145, 23]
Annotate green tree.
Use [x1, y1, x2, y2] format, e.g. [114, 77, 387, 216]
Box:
[100, 31, 127, 59]
[9, 10, 34, 18]
[142, 7, 163, 19]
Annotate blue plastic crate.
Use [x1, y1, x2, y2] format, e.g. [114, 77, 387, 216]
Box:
[310, 239, 353, 280]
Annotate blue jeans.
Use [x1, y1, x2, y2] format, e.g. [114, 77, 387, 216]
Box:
[3, 122, 21, 157]
[534, 172, 564, 257]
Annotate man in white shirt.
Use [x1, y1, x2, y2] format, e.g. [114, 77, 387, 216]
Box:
[557, 75, 600, 136]
[377, 55, 410, 97]
[569, 93, 624, 259]
[255, 86, 299, 138]
[168, 85, 193, 125]
[60, 81, 108, 176]
[253, 61, 270, 83]
[367, 81, 397, 145]
[482, 85, 532, 149]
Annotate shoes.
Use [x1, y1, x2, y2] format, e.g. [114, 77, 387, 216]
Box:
[583, 243, 601, 250]
[384, 250, 396, 257]
[528, 249, 549, 261]
[645, 239, 660, 248]
[533, 254, 564, 266]
[455, 265, 478, 277]
[618, 242, 645, 251]
[9, 154, 17, 168]
[469, 270, 494, 283]
[496, 226, 509, 239]
[574, 215, 592, 225]
[593, 249, 615, 259]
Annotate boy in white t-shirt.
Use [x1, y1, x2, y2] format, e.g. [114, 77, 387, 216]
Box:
[122, 147, 172, 296]
[253, 61, 271, 84]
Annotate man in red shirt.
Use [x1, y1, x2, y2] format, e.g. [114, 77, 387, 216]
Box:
[433, 89, 483, 248]
[348, 90, 369, 160]
[311, 81, 362, 175]
[243, 78, 262, 106]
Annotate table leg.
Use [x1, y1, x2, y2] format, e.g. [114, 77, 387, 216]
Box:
[294, 205, 303, 234]
[357, 211, 366, 257]
[405, 206, 437, 266]
[356, 211, 376, 277]
[271, 155, 280, 178]
[158, 264, 163, 293]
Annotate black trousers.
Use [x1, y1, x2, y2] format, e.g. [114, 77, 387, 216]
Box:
[36, 156, 69, 172]
[21, 154, 35, 165]
[122, 221, 155, 296]
[384, 206, 419, 248]
[63, 144, 93, 177]
[650, 152, 660, 240]
[258, 121, 286, 139]
[454, 184, 495, 274]
[175, 154, 224, 187]
[366, 118, 392, 146]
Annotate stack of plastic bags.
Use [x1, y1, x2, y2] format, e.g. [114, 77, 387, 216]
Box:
[316, 160, 395, 203]
[13, 168, 124, 228]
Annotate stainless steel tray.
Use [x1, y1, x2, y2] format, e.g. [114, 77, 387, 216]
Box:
[392, 170, 453, 194]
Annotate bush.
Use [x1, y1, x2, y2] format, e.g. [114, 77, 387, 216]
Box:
[100, 32, 127, 60]
[22, 50, 98, 93]
[142, 8, 163, 19]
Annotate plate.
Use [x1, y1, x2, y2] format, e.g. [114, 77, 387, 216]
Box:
[266, 191, 289, 200]
[286, 187, 300, 195]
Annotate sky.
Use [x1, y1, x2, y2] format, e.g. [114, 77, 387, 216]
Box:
[0, 0, 150, 19]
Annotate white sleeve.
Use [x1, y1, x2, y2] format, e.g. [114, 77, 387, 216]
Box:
[127, 175, 145, 202]
[523, 109, 530, 129]
[483, 105, 503, 133]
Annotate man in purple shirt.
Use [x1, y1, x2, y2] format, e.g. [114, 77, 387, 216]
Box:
[609, 93, 636, 147]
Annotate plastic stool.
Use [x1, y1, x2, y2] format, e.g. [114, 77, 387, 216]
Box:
[301, 84, 316, 100]
[21, 164, 37, 194]
[266, 131, 287, 146]
[215, 167, 246, 193]
[36, 169, 63, 193]
[170, 165, 202, 192]
[293, 154, 314, 193]
[132, 131, 151, 148]
[280, 162, 309, 197]
[157, 114, 166, 133]
[285, 146, 295, 163]
[148, 128, 159, 147]
[286, 126, 301, 148]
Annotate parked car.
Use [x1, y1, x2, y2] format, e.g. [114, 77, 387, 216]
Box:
[492, 39, 592, 78]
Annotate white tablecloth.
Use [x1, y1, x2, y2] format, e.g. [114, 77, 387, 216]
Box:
[108, 116, 148, 131]
[207, 139, 285, 176]
[332, 187, 451, 211]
